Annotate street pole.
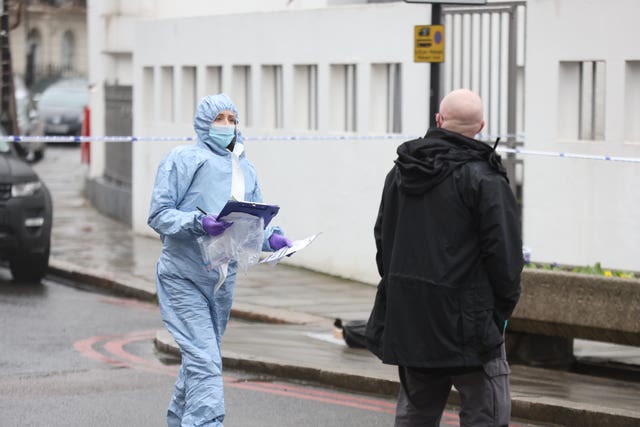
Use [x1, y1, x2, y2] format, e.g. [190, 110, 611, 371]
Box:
[429, 3, 442, 128]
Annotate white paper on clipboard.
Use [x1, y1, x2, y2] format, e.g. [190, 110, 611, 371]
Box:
[260, 233, 320, 265]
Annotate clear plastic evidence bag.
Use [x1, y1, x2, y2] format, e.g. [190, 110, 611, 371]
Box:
[197, 211, 264, 274]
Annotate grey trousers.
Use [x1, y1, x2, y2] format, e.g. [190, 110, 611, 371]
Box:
[394, 348, 511, 427]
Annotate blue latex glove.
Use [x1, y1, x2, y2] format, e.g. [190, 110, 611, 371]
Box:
[269, 233, 292, 250]
[202, 215, 233, 236]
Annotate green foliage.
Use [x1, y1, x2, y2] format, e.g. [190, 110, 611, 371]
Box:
[525, 261, 639, 279]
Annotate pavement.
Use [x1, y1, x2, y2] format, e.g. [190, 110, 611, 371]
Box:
[34, 146, 640, 427]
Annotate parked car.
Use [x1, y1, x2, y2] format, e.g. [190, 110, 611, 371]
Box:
[0, 129, 52, 282]
[35, 77, 88, 137]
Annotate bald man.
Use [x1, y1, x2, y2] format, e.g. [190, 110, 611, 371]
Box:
[436, 88, 485, 137]
[366, 89, 523, 426]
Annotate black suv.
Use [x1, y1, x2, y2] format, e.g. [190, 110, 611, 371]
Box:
[0, 138, 52, 282]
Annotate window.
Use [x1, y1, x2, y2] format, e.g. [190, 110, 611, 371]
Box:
[181, 66, 197, 122]
[27, 29, 42, 71]
[160, 66, 174, 122]
[370, 63, 402, 133]
[330, 64, 357, 132]
[26, 29, 43, 86]
[232, 65, 251, 127]
[61, 30, 75, 71]
[558, 61, 605, 140]
[206, 66, 222, 96]
[625, 61, 640, 142]
[261, 65, 283, 129]
[143, 67, 155, 123]
[293, 65, 318, 130]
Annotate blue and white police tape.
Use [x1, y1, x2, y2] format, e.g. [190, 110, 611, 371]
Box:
[2, 135, 196, 143]
[497, 147, 640, 164]
[3, 134, 639, 164]
[1, 134, 417, 143]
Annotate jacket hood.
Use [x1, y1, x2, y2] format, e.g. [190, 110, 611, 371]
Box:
[193, 93, 244, 155]
[395, 127, 507, 194]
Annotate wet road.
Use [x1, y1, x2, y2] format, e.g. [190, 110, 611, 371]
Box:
[0, 270, 551, 427]
[0, 271, 171, 426]
[0, 272, 399, 426]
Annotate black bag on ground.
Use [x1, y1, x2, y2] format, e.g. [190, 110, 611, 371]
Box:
[334, 318, 367, 348]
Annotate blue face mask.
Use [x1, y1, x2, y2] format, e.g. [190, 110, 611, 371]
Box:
[208, 125, 235, 149]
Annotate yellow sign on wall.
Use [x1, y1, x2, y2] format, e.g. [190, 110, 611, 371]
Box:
[414, 25, 445, 63]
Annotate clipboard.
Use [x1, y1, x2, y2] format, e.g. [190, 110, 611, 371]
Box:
[217, 200, 280, 228]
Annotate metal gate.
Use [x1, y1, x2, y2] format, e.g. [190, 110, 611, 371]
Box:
[104, 84, 133, 185]
[443, 1, 525, 198]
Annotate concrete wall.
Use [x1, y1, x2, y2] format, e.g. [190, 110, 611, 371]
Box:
[86, 0, 640, 282]
[129, 2, 432, 284]
[86, 0, 400, 177]
[511, 269, 640, 346]
[523, 0, 640, 271]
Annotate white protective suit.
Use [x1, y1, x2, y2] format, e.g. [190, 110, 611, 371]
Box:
[148, 94, 282, 426]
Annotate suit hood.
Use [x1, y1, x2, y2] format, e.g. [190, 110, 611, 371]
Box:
[193, 93, 244, 156]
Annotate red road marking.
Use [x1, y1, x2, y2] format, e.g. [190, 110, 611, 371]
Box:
[74, 330, 177, 376]
[229, 380, 395, 414]
[102, 331, 178, 377]
[236, 379, 396, 409]
[73, 331, 530, 426]
[73, 331, 396, 414]
[73, 335, 129, 368]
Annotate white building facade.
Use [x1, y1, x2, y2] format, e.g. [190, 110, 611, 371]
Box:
[11, 0, 88, 81]
[523, 0, 640, 271]
[87, 0, 640, 284]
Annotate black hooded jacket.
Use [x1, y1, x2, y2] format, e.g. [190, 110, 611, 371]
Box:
[365, 127, 523, 368]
